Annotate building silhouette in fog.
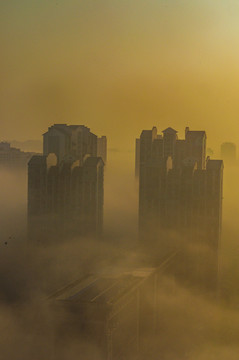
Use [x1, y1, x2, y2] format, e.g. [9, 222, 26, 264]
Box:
[221, 142, 236, 164]
[49, 253, 177, 360]
[0, 142, 37, 169]
[28, 124, 105, 243]
[138, 126, 223, 289]
[43, 124, 106, 162]
[135, 138, 140, 177]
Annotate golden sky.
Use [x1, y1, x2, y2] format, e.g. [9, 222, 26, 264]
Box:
[1, 0, 239, 151]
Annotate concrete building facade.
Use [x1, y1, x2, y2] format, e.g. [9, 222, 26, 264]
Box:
[28, 124, 105, 243]
[138, 126, 223, 290]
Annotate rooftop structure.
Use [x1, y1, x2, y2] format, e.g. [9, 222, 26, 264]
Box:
[49, 254, 177, 360]
[43, 123, 106, 164]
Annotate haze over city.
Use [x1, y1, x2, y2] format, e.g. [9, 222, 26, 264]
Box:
[2, 1, 239, 148]
[1, 1, 239, 360]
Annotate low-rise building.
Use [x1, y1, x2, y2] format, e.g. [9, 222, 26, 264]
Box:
[0, 142, 37, 169]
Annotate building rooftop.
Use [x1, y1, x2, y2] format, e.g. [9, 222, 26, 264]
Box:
[43, 124, 90, 136]
[162, 127, 178, 134]
[28, 155, 46, 165]
[0, 142, 27, 153]
[140, 129, 155, 137]
[49, 268, 156, 305]
[186, 130, 206, 138]
[206, 159, 224, 170]
[48, 253, 177, 306]
[83, 156, 104, 167]
[221, 142, 236, 148]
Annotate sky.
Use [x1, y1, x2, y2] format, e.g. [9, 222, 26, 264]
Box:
[1, 0, 239, 151]
[2, 3, 239, 357]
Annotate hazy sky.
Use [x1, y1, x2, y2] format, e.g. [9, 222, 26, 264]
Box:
[1, 0, 239, 150]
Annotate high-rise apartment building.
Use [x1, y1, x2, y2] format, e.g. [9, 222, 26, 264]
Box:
[28, 124, 105, 243]
[138, 126, 223, 289]
[221, 142, 236, 164]
[43, 124, 98, 163]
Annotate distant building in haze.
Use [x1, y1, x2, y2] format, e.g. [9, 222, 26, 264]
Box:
[28, 124, 105, 243]
[43, 123, 107, 164]
[135, 138, 140, 177]
[138, 126, 223, 290]
[207, 148, 214, 157]
[221, 142, 236, 164]
[0, 142, 37, 169]
[10, 140, 42, 153]
[43, 124, 96, 163]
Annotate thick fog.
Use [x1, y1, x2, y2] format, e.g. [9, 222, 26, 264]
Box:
[1, 1, 239, 358]
[0, 149, 239, 359]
